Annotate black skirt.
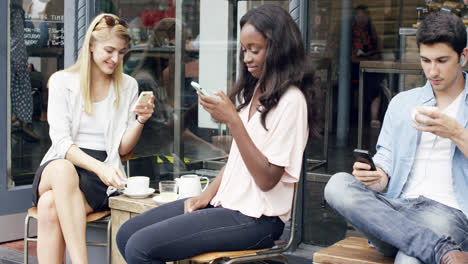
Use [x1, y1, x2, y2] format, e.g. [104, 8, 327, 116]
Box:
[32, 148, 113, 212]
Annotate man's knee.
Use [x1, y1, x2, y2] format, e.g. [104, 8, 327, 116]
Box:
[324, 172, 367, 213]
[37, 191, 59, 227]
[324, 172, 353, 205]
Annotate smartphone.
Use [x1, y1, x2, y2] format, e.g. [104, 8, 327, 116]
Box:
[353, 149, 376, 171]
[191, 81, 210, 96]
[137, 91, 153, 104]
[133, 91, 153, 111]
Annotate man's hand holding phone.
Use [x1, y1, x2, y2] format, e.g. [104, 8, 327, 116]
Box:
[134, 91, 155, 124]
[352, 149, 389, 192]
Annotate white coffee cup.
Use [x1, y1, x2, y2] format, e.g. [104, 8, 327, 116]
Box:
[411, 106, 438, 125]
[175, 174, 209, 199]
[125, 176, 150, 194]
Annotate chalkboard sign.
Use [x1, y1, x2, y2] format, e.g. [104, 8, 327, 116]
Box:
[23, 0, 64, 47]
[24, 21, 64, 47]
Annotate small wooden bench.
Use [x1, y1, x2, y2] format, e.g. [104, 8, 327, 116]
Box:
[313, 237, 395, 264]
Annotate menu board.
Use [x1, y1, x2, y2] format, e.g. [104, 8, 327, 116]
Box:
[22, 0, 64, 47]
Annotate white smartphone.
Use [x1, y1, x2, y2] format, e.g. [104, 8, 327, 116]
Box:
[134, 91, 153, 110]
[137, 91, 153, 104]
[191, 81, 210, 96]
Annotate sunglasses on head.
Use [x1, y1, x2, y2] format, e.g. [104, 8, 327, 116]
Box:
[95, 15, 128, 30]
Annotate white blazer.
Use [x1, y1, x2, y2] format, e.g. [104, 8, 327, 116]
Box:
[41, 71, 139, 177]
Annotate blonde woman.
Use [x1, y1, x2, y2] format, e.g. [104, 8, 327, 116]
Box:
[31, 13, 154, 264]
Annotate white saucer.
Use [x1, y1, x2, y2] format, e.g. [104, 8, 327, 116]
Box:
[123, 188, 155, 199]
[152, 195, 177, 205]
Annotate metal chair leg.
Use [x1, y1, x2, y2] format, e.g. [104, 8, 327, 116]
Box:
[24, 213, 30, 264]
[106, 217, 112, 264]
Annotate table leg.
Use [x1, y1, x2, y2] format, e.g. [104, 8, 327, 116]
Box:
[111, 209, 131, 264]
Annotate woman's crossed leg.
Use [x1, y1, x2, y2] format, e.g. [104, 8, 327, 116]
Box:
[37, 159, 93, 264]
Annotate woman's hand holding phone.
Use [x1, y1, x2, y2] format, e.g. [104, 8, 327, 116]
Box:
[198, 91, 239, 127]
[134, 91, 155, 124]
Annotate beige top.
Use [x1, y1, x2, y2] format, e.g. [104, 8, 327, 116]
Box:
[210, 86, 309, 222]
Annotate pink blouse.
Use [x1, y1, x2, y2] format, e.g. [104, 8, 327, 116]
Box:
[210, 86, 309, 222]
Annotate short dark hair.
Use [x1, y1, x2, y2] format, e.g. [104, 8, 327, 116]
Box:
[416, 11, 467, 55]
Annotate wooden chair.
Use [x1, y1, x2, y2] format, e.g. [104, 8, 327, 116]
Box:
[187, 183, 300, 264]
[313, 236, 395, 264]
[24, 207, 112, 264]
[24, 151, 133, 264]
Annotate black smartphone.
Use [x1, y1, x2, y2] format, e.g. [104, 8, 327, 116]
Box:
[353, 149, 376, 171]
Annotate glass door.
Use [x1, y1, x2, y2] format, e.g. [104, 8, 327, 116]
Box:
[0, 0, 64, 242]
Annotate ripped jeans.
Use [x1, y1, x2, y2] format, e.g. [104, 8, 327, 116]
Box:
[325, 172, 468, 264]
[116, 198, 284, 264]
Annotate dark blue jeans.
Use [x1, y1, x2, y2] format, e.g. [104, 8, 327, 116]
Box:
[116, 198, 284, 264]
[325, 172, 468, 264]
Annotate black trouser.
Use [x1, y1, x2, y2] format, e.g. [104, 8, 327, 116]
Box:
[116, 198, 284, 264]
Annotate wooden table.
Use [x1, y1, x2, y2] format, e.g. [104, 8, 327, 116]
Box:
[109, 194, 160, 264]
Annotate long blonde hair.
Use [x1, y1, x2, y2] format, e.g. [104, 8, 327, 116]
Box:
[65, 13, 131, 114]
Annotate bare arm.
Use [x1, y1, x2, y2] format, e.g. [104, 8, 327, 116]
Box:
[227, 114, 284, 191]
[65, 145, 126, 189]
[118, 96, 155, 155]
[199, 92, 284, 192]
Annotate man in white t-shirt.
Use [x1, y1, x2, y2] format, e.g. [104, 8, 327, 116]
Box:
[325, 11, 468, 264]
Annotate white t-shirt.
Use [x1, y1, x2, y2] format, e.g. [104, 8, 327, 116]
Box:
[402, 92, 463, 210]
[74, 92, 111, 151]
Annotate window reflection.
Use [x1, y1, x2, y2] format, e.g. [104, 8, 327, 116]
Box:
[9, 0, 64, 187]
[101, 0, 289, 185]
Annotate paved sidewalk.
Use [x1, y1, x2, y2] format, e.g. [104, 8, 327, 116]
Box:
[0, 246, 37, 264]
[0, 239, 317, 264]
[0, 239, 37, 264]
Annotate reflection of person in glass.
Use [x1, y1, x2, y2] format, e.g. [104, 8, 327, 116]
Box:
[28, 63, 46, 121]
[130, 18, 176, 128]
[351, 5, 385, 128]
[10, 0, 39, 141]
[31, 14, 154, 263]
[116, 5, 315, 263]
[130, 17, 219, 155]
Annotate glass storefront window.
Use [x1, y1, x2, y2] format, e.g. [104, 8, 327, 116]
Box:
[99, 0, 288, 188]
[304, 0, 448, 247]
[306, 0, 429, 177]
[8, 0, 64, 187]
